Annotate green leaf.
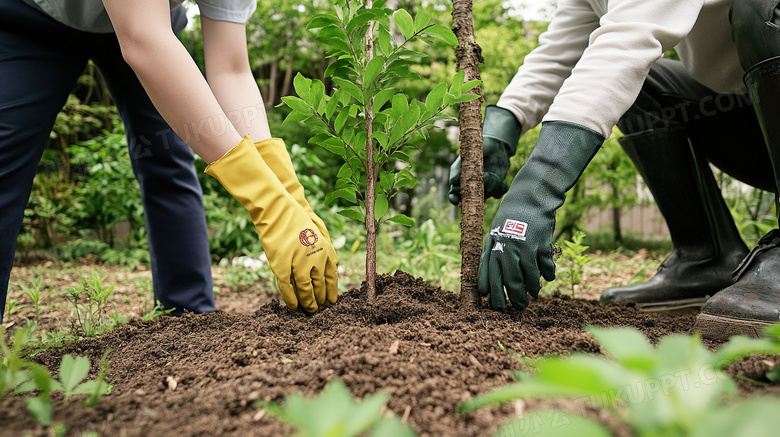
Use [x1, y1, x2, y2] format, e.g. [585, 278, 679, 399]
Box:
[332, 77, 364, 104]
[324, 58, 350, 78]
[379, 170, 394, 191]
[391, 92, 409, 111]
[376, 28, 393, 55]
[343, 391, 390, 436]
[307, 14, 339, 30]
[373, 88, 397, 111]
[281, 96, 312, 114]
[334, 109, 350, 133]
[311, 80, 326, 113]
[325, 91, 341, 121]
[690, 398, 780, 437]
[371, 416, 416, 437]
[495, 411, 612, 437]
[318, 37, 353, 56]
[413, 8, 431, 32]
[586, 326, 656, 371]
[393, 9, 414, 39]
[394, 169, 416, 188]
[24, 397, 53, 426]
[283, 110, 312, 125]
[463, 79, 482, 93]
[452, 94, 481, 104]
[711, 335, 780, 368]
[371, 132, 389, 148]
[374, 195, 389, 220]
[319, 138, 347, 156]
[425, 83, 448, 114]
[346, 10, 378, 34]
[450, 70, 465, 95]
[292, 73, 311, 101]
[765, 322, 780, 339]
[387, 215, 415, 227]
[27, 363, 53, 395]
[767, 363, 780, 382]
[458, 379, 591, 413]
[327, 188, 358, 205]
[337, 163, 354, 180]
[395, 105, 421, 143]
[534, 354, 632, 395]
[59, 355, 90, 399]
[339, 206, 365, 222]
[364, 57, 385, 86]
[76, 379, 112, 406]
[319, 24, 348, 41]
[424, 24, 458, 47]
[351, 131, 368, 153]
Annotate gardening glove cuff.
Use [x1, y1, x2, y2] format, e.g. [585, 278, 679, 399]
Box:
[448, 105, 522, 205]
[255, 138, 339, 305]
[205, 136, 338, 312]
[478, 121, 604, 311]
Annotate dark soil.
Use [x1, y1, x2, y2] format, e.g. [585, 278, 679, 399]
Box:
[2, 271, 778, 436]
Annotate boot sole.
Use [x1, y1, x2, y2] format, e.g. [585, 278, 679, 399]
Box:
[637, 297, 709, 312]
[694, 313, 775, 341]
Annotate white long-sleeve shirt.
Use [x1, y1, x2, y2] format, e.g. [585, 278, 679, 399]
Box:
[498, 0, 744, 138]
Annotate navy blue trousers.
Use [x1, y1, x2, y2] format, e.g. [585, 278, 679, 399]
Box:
[0, 0, 215, 323]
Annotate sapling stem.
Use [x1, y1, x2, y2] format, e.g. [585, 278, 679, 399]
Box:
[364, 0, 377, 300]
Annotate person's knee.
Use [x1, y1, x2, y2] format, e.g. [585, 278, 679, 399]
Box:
[731, 0, 780, 70]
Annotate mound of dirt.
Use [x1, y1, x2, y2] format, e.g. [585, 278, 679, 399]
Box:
[1, 271, 776, 436]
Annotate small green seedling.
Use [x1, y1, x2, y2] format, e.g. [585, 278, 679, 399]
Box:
[556, 231, 592, 296]
[284, 0, 479, 298]
[64, 271, 117, 337]
[459, 324, 780, 437]
[20, 277, 46, 324]
[257, 378, 415, 437]
[142, 300, 176, 321]
[542, 231, 592, 297]
[1, 326, 112, 426]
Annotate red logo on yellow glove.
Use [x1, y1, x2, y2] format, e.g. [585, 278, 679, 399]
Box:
[299, 228, 319, 247]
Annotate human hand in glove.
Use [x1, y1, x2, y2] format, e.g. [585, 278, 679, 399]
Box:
[479, 121, 603, 311]
[255, 138, 339, 306]
[205, 136, 338, 312]
[448, 105, 522, 205]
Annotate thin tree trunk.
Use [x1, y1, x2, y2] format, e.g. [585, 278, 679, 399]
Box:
[267, 59, 279, 109]
[365, 1, 377, 300]
[452, 0, 484, 308]
[280, 56, 294, 99]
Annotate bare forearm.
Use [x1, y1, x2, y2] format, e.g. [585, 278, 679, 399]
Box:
[102, 0, 242, 163]
[202, 16, 271, 141]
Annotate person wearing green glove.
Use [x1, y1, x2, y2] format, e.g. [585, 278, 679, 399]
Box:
[448, 0, 780, 342]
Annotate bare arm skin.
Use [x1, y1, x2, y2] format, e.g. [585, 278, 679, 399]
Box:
[201, 16, 272, 142]
[101, 0, 243, 163]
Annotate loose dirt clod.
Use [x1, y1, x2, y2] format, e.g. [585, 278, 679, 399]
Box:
[1, 271, 778, 436]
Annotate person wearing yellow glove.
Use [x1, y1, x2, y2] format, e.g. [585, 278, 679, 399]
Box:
[96, 0, 338, 311]
[205, 137, 337, 310]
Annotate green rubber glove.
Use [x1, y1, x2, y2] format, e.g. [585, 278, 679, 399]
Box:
[479, 121, 604, 311]
[448, 105, 522, 205]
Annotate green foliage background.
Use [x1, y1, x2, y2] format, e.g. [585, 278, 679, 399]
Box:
[17, 0, 773, 268]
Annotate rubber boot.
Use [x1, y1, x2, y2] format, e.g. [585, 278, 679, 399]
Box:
[695, 59, 780, 340]
[600, 127, 749, 310]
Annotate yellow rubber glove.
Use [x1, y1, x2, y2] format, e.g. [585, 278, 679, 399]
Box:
[255, 138, 339, 305]
[205, 136, 337, 312]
